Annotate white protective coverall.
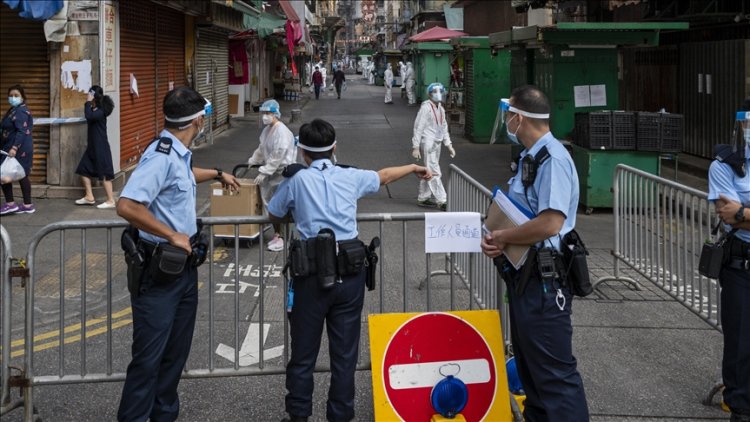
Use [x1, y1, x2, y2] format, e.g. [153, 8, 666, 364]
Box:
[412, 99, 452, 204]
[368, 62, 376, 85]
[247, 121, 297, 205]
[384, 64, 394, 103]
[405, 62, 416, 105]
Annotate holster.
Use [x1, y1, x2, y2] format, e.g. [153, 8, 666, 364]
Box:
[560, 229, 593, 297]
[698, 226, 738, 279]
[364, 237, 381, 291]
[121, 226, 146, 297]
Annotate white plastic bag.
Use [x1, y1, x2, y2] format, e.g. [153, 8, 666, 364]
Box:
[0, 151, 26, 184]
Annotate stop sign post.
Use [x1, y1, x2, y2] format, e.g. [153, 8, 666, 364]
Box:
[369, 310, 511, 421]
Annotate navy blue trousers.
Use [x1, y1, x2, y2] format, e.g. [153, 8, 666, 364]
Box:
[285, 270, 366, 422]
[506, 272, 589, 422]
[721, 265, 750, 414]
[118, 266, 198, 422]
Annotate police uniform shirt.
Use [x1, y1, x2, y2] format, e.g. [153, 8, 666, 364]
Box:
[708, 144, 750, 243]
[267, 158, 380, 240]
[507, 132, 579, 251]
[120, 129, 197, 243]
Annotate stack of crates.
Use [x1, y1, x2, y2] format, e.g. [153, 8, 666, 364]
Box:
[636, 112, 684, 152]
[574, 111, 636, 150]
[611, 111, 636, 150]
[575, 112, 612, 149]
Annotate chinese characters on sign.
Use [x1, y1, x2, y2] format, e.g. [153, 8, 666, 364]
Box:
[424, 212, 483, 253]
[103, 3, 116, 92]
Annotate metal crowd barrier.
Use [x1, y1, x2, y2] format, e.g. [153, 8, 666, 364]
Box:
[1, 224, 24, 417]
[9, 204, 507, 420]
[444, 164, 510, 344]
[595, 164, 720, 330]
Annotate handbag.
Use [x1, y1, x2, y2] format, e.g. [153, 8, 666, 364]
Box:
[0, 151, 26, 183]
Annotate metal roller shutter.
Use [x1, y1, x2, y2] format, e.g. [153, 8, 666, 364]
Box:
[119, 0, 157, 169]
[0, 4, 50, 183]
[119, 0, 185, 169]
[196, 28, 229, 130]
[155, 7, 186, 126]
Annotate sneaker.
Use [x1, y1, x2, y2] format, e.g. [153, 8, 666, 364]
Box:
[437, 202, 447, 211]
[75, 197, 95, 205]
[417, 199, 437, 208]
[0, 203, 19, 215]
[267, 235, 284, 252]
[16, 204, 36, 214]
[96, 201, 116, 209]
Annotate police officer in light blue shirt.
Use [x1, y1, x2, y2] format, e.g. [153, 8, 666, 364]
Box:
[268, 118, 432, 422]
[116, 87, 239, 422]
[481, 85, 589, 421]
[707, 99, 750, 422]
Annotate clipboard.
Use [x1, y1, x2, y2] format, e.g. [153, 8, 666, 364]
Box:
[483, 189, 532, 270]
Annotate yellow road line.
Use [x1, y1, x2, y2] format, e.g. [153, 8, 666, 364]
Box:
[10, 319, 133, 358]
[5, 307, 132, 350]
[4, 279, 211, 357]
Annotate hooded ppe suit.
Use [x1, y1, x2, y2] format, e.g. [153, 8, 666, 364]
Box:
[248, 118, 297, 206]
[412, 92, 451, 204]
[405, 62, 416, 105]
[384, 64, 394, 103]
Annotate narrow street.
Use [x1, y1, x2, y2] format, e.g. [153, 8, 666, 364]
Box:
[2, 78, 726, 421]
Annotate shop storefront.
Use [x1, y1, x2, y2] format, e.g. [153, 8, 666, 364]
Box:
[118, 0, 186, 169]
[0, 4, 51, 183]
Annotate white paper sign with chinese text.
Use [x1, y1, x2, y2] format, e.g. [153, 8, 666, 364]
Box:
[425, 212, 482, 253]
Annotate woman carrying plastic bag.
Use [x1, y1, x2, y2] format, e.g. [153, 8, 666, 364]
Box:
[0, 84, 35, 215]
[0, 151, 25, 183]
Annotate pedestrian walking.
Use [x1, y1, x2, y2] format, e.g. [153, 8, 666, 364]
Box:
[384, 63, 394, 104]
[115, 86, 239, 422]
[480, 85, 589, 421]
[411, 82, 455, 211]
[0, 84, 35, 215]
[75, 85, 117, 209]
[708, 97, 750, 422]
[332, 65, 346, 100]
[269, 119, 432, 422]
[246, 99, 297, 251]
[312, 67, 323, 100]
[404, 62, 416, 106]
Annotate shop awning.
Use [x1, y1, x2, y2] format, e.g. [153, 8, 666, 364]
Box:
[409, 26, 467, 42]
[243, 11, 286, 38]
[2, 0, 63, 20]
[279, 0, 300, 22]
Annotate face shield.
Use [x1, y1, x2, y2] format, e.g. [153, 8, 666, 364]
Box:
[490, 98, 550, 144]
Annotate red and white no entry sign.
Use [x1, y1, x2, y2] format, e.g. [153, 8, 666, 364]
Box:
[369, 311, 510, 421]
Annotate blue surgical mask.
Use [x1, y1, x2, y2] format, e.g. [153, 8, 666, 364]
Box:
[506, 115, 520, 145]
[431, 92, 442, 102]
[8, 97, 22, 107]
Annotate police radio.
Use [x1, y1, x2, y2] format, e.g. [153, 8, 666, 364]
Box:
[521, 146, 551, 190]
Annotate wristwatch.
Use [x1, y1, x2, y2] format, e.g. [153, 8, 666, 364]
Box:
[214, 168, 223, 181]
[735, 206, 746, 223]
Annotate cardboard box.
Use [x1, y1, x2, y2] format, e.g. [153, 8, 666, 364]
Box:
[210, 179, 262, 238]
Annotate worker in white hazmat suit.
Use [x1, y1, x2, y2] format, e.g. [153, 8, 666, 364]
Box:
[247, 99, 297, 251]
[411, 83, 456, 210]
[405, 62, 416, 106]
[384, 63, 394, 104]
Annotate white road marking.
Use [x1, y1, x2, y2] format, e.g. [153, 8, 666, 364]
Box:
[216, 323, 284, 366]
